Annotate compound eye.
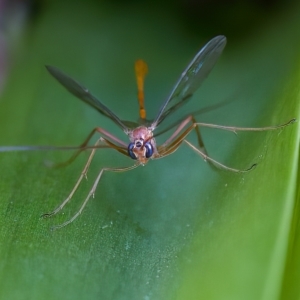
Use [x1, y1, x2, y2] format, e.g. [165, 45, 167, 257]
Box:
[144, 141, 153, 158]
[128, 142, 137, 160]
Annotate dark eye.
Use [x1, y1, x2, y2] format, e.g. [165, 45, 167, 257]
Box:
[145, 141, 153, 158]
[128, 142, 137, 159]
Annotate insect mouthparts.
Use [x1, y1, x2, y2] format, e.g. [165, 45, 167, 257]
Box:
[135, 140, 143, 148]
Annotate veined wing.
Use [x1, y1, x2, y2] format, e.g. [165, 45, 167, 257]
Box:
[151, 35, 227, 129]
[46, 66, 129, 132]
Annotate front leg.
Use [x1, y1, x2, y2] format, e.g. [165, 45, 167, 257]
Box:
[49, 163, 139, 230]
[48, 126, 128, 168]
[42, 135, 132, 228]
[157, 115, 209, 157]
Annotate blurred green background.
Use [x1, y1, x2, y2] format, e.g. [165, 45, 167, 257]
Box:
[0, 0, 299, 299]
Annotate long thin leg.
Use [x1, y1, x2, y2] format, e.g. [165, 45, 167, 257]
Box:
[195, 118, 295, 132]
[48, 127, 127, 168]
[160, 116, 295, 149]
[160, 115, 208, 155]
[42, 138, 104, 218]
[192, 116, 206, 152]
[157, 130, 255, 172]
[156, 124, 194, 159]
[155, 118, 256, 172]
[184, 139, 256, 172]
[51, 164, 139, 230]
[161, 115, 193, 147]
[157, 115, 295, 160]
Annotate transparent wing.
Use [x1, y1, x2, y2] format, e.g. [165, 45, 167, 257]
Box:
[46, 66, 129, 132]
[151, 35, 227, 129]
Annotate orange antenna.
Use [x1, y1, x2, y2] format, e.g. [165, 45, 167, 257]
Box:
[135, 59, 148, 119]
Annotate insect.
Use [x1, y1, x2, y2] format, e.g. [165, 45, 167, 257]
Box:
[0, 35, 295, 229]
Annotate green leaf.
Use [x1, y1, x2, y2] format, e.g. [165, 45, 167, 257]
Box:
[0, 1, 299, 299]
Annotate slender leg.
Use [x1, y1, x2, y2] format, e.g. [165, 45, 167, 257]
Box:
[161, 115, 193, 147]
[51, 164, 139, 230]
[157, 115, 295, 161]
[195, 118, 295, 132]
[160, 115, 208, 155]
[156, 130, 255, 172]
[48, 127, 127, 168]
[184, 139, 256, 172]
[42, 135, 129, 219]
[155, 115, 267, 171]
[192, 116, 206, 153]
[155, 123, 193, 159]
[160, 116, 295, 153]
[42, 138, 104, 218]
